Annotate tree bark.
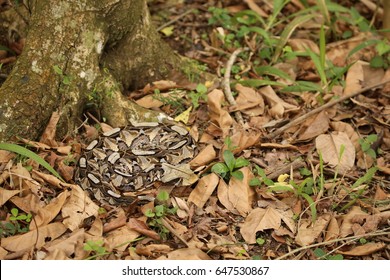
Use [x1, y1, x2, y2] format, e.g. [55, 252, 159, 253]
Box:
[0, 0, 183, 141]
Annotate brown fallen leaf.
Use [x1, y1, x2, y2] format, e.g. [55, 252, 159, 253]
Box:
[62, 184, 99, 231]
[189, 144, 216, 167]
[217, 178, 237, 214]
[0, 246, 8, 259]
[42, 228, 85, 259]
[188, 173, 219, 209]
[244, 0, 268, 17]
[339, 206, 368, 238]
[0, 188, 21, 207]
[338, 242, 386, 256]
[30, 190, 69, 230]
[227, 167, 256, 216]
[127, 218, 160, 240]
[105, 226, 140, 252]
[136, 244, 172, 257]
[315, 132, 355, 174]
[258, 86, 299, 118]
[157, 248, 211, 260]
[40, 111, 60, 147]
[295, 214, 331, 246]
[231, 84, 265, 116]
[297, 111, 329, 141]
[324, 216, 340, 241]
[240, 207, 296, 244]
[208, 89, 234, 137]
[1, 222, 67, 252]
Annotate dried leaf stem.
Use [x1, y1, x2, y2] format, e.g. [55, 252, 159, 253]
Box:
[265, 80, 390, 140]
[222, 47, 249, 126]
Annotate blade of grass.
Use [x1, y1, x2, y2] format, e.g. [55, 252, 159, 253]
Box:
[272, 13, 315, 64]
[0, 143, 64, 182]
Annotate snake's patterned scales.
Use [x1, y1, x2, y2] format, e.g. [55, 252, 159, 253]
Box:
[74, 122, 197, 205]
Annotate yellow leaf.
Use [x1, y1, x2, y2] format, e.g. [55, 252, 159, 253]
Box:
[174, 106, 192, 124]
[160, 26, 174, 36]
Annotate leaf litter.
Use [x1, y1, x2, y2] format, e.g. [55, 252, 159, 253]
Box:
[1, 0, 390, 260]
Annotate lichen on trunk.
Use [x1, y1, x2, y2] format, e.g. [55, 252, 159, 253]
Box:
[0, 0, 185, 141]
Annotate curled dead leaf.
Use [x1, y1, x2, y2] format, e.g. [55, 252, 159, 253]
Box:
[338, 242, 386, 256]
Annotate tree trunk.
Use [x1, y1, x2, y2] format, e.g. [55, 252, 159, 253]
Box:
[0, 0, 183, 141]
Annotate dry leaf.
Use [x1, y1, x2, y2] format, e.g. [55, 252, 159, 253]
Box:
[227, 167, 256, 216]
[39, 111, 60, 147]
[30, 190, 69, 230]
[43, 228, 85, 259]
[324, 216, 340, 241]
[105, 226, 140, 252]
[258, 86, 299, 118]
[0, 188, 21, 207]
[240, 207, 289, 244]
[295, 214, 331, 246]
[217, 178, 236, 213]
[127, 218, 160, 240]
[157, 248, 211, 260]
[1, 222, 67, 252]
[339, 206, 368, 237]
[338, 243, 386, 256]
[190, 144, 216, 167]
[244, 0, 268, 17]
[232, 84, 265, 116]
[230, 129, 262, 153]
[298, 111, 329, 141]
[208, 89, 234, 137]
[344, 60, 365, 96]
[62, 184, 99, 231]
[315, 132, 355, 173]
[188, 173, 219, 209]
[0, 246, 8, 259]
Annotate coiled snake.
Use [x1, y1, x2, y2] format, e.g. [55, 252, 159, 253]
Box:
[74, 122, 198, 205]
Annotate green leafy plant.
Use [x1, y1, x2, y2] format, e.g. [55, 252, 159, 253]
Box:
[83, 240, 109, 260]
[144, 191, 177, 240]
[340, 167, 378, 211]
[0, 143, 64, 181]
[188, 83, 208, 109]
[0, 208, 32, 238]
[359, 134, 378, 159]
[211, 138, 249, 181]
[249, 165, 275, 187]
[314, 248, 343, 260]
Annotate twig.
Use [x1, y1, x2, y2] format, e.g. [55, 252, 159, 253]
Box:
[157, 9, 196, 32]
[161, 217, 189, 247]
[222, 47, 249, 126]
[276, 228, 390, 260]
[265, 80, 390, 140]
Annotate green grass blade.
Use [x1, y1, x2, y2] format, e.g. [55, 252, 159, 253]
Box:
[301, 193, 317, 223]
[0, 142, 64, 182]
[255, 65, 293, 81]
[272, 13, 315, 64]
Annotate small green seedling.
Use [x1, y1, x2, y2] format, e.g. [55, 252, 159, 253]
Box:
[188, 83, 208, 109]
[144, 191, 177, 240]
[359, 134, 378, 159]
[0, 208, 32, 238]
[314, 248, 343, 260]
[83, 240, 108, 260]
[211, 138, 249, 181]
